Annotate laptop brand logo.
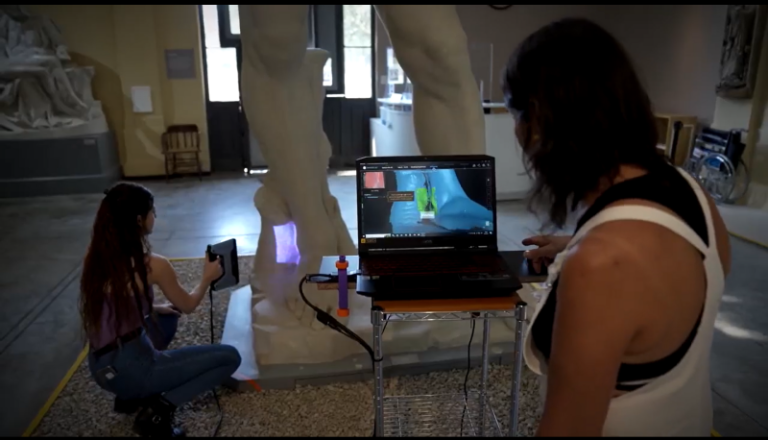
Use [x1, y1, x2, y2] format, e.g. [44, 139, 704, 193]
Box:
[423, 240, 432, 244]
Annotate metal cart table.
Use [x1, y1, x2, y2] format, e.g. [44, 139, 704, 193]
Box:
[371, 295, 529, 437]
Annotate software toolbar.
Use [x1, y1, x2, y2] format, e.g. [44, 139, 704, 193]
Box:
[361, 160, 492, 171]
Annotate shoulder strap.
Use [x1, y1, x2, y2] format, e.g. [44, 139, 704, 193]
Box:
[569, 205, 709, 255]
[675, 168, 717, 249]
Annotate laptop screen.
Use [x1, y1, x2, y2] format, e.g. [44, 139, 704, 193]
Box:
[357, 155, 497, 253]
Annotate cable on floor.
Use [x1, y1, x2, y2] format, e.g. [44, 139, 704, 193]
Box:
[299, 274, 382, 365]
[459, 319, 476, 436]
[208, 286, 224, 437]
[299, 274, 384, 436]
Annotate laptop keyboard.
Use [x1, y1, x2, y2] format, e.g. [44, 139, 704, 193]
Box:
[360, 254, 507, 276]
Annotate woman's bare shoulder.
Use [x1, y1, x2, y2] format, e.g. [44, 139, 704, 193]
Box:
[559, 225, 661, 305]
[147, 253, 174, 279]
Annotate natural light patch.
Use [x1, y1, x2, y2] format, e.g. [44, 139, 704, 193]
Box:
[336, 170, 356, 177]
[721, 295, 742, 304]
[215, 221, 249, 237]
[202, 5, 240, 102]
[323, 58, 333, 87]
[228, 5, 240, 35]
[342, 5, 373, 98]
[715, 315, 768, 342]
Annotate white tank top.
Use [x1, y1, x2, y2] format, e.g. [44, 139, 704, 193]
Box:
[523, 169, 724, 436]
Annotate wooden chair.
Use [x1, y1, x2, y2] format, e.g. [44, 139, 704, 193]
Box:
[161, 124, 202, 182]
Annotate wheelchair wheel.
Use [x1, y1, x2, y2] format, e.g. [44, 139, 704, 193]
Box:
[690, 152, 737, 204]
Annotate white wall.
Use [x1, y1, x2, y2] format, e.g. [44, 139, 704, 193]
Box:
[375, 5, 728, 123]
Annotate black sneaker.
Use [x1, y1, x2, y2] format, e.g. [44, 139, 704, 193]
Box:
[132, 397, 186, 438]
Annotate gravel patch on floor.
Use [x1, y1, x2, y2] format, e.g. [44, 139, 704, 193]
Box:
[33, 257, 542, 437]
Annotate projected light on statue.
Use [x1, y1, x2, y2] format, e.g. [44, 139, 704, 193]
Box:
[274, 222, 300, 264]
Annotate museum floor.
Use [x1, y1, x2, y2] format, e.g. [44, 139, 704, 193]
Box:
[0, 171, 766, 436]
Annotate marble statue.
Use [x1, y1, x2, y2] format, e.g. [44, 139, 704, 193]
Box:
[716, 5, 767, 99]
[241, 5, 508, 366]
[0, 6, 106, 135]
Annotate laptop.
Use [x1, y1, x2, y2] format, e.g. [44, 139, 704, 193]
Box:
[355, 154, 522, 300]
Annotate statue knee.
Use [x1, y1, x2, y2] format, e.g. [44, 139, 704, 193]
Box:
[395, 35, 469, 93]
[245, 28, 307, 76]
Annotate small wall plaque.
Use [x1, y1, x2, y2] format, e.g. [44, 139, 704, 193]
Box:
[130, 86, 153, 113]
[165, 49, 196, 80]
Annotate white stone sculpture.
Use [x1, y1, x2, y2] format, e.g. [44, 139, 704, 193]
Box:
[0, 6, 106, 135]
[242, 5, 508, 366]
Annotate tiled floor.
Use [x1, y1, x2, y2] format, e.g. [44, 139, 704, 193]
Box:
[718, 204, 768, 248]
[0, 172, 766, 436]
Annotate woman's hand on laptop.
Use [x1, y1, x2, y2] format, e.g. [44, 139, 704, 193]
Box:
[522, 235, 572, 272]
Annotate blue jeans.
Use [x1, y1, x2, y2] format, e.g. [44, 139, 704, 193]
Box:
[88, 313, 242, 407]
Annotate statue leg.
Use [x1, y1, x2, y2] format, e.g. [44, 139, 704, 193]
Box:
[374, 5, 485, 156]
[239, 5, 356, 364]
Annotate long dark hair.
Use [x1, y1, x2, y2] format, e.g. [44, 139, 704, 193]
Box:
[502, 18, 665, 228]
[80, 182, 155, 341]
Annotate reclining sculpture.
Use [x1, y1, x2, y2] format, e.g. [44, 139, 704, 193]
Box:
[240, 5, 510, 366]
[0, 6, 106, 135]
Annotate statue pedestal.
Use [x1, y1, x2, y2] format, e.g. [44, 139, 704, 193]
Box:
[221, 283, 539, 391]
[0, 129, 119, 198]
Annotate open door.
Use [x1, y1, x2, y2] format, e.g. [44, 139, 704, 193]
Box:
[316, 5, 377, 168]
[199, 5, 249, 172]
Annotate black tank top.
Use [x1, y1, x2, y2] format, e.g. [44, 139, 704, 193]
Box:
[530, 164, 708, 391]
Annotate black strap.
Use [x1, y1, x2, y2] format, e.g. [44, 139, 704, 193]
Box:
[575, 165, 709, 246]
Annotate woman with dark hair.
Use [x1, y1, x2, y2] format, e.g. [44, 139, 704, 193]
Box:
[80, 182, 241, 437]
[505, 19, 730, 436]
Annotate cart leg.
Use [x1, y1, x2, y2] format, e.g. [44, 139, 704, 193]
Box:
[479, 313, 491, 436]
[372, 309, 385, 437]
[509, 303, 527, 437]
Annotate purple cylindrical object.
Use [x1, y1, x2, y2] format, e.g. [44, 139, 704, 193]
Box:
[338, 255, 348, 311]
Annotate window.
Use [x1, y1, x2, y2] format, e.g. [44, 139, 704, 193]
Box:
[342, 5, 373, 99]
[314, 5, 339, 91]
[201, 5, 239, 102]
[323, 58, 333, 87]
[203, 6, 339, 96]
[387, 47, 404, 85]
[228, 5, 240, 35]
[220, 5, 313, 45]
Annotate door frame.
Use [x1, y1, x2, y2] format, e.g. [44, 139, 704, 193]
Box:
[324, 5, 377, 167]
[198, 5, 249, 172]
[214, 5, 249, 169]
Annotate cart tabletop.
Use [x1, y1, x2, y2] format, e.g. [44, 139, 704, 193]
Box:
[373, 293, 524, 314]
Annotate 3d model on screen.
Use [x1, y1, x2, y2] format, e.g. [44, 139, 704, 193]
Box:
[386, 169, 493, 235]
[239, 5, 511, 366]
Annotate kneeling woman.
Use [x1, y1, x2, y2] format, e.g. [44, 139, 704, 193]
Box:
[79, 182, 241, 437]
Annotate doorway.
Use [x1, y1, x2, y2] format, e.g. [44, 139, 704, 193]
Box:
[199, 5, 376, 172]
[199, 5, 247, 172]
